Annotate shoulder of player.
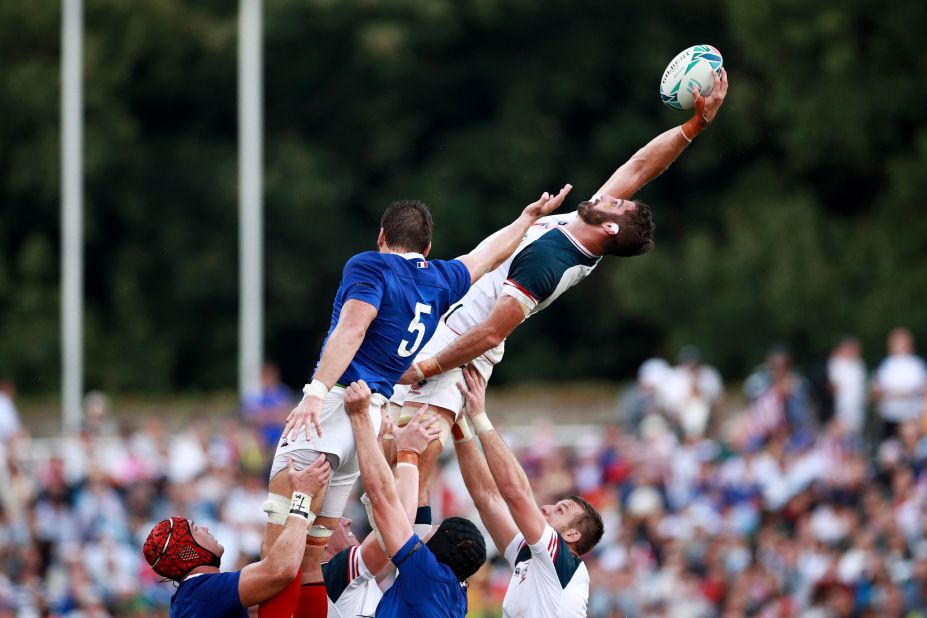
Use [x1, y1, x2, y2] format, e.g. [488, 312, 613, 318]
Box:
[518, 227, 598, 267]
[322, 547, 356, 602]
[345, 251, 384, 268]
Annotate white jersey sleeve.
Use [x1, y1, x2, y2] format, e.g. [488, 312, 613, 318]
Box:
[501, 525, 588, 618]
[323, 546, 383, 618]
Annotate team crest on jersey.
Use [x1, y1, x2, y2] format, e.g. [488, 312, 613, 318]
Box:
[416, 261, 429, 269]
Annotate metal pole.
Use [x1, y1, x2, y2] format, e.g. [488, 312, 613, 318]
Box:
[239, 0, 263, 399]
[61, 0, 83, 433]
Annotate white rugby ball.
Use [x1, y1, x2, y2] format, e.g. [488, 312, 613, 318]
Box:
[659, 45, 723, 110]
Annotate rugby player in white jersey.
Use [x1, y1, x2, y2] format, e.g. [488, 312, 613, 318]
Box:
[393, 70, 730, 506]
[453, 365, 602, 617]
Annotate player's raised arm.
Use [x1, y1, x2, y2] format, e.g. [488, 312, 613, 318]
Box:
[458, 365, 547, 545]
[455, 184, 573, 284]
[238, 457, 332, 607]
[344, 380, 417, 557]
[597, 68, 728, 199]
[357, 405, 440, 576]
[399, 293, 524, 385]
[453, 377, 520, 553]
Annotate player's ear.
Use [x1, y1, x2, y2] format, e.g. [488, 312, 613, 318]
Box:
[422, 242, 431, 258]
[601, 222, 620, 236]
[377, 228, 387, 251]
[562, 527, 581, 545]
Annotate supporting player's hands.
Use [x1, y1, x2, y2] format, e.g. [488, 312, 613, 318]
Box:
[344, 380, 373, 417]
[456, 364, 488, 418]
[394, 404, 442, 454]
[287, 455, 332, 497]
[684, 68, 729, 139]
[283, 394, 325, 442]
[521, 184, 573, 221]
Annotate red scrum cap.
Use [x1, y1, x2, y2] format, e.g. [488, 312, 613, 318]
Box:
[143, 517, 221, 581]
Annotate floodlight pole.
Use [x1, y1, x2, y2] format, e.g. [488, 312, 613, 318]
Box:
[239, 0, 264, 399]
[61, 0, 83, 433]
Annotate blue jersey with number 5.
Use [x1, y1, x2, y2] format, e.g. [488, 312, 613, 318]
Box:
[318, 251, 471, 398]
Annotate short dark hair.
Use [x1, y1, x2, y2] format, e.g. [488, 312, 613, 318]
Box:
[380, 199, 433, 254]
[607, 200, 654, 257]
[567, 495, 604, 555]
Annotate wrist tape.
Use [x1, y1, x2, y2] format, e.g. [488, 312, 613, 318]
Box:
[470, 412, 493, 435]
[302, 379, 328, 400]
[286, 491, 317, 527]
[413, 357, 443, 382]
[452, 419, 473, 443]
[397, 449, 419, 467]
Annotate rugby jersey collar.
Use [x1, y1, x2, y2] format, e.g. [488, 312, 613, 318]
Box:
[399, 252, 426, 260]
[556, 228, 598, 259]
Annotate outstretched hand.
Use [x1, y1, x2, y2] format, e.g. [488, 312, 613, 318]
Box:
[522, 184, 573, 220]
[456, 364, 487, 418]
[394, 404, 442, 454]
[287, 455, 332, 497]
[691, 67, 728, 126]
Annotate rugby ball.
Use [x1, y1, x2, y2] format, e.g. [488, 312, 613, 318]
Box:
[659, 45, 723, 110]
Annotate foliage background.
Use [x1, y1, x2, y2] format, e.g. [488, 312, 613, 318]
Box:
[2, 0, 926, 395]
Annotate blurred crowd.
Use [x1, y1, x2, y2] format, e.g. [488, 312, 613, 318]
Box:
[0, 327, 926, 617]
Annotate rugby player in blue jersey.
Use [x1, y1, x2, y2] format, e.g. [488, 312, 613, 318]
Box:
[321, 405, 440, 617]
[142, 456, 331, 618]
[261, 187, 571, 614]
[344, 379, 485, 617]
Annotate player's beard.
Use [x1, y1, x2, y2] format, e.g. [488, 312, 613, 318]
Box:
[577, 201, 623, 227]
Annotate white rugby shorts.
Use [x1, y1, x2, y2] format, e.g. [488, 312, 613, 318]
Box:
[270, 386, 385, 518]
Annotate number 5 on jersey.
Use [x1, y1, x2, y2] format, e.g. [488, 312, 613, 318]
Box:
[397, 303, 432, 358]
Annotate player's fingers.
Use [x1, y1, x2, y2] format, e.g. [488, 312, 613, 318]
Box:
[461, 366, 475, 391]
[287, 456, 295, 474]
[456, 380, 468, 397]
[720, 68, 729, 95]
[313, 418, 323, 439]
[411, 403, 430, 425]
[282, 420, 295, 443]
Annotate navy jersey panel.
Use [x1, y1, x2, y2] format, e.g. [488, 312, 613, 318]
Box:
[169, 572, 247, 618]
[506, 229, 599, 304]
[376, 534, 468, 617]
[319, 252, 471, 398]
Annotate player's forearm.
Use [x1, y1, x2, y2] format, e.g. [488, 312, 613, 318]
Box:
[477, 429, 533, 506]
[349, 414, 399, 506]
[394, 463, 420, 525]
[264, 516, 310, 581]
[313, 323, 368, 388]
[473, 212, 538, 275]
[596, 125, 690, 199]
[431, 323, 503, 373]
[454, 437, 503, 512]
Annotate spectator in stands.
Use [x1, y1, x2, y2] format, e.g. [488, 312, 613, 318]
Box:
[0, 378, 20, 444]
[618, 358, 671, 436]
[241, 363, 294, 453]
[662, 345, 723, 440]
[872, 327, 927, 440]
[827, 336, 867, 436]
[743, 345, 813, 449]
